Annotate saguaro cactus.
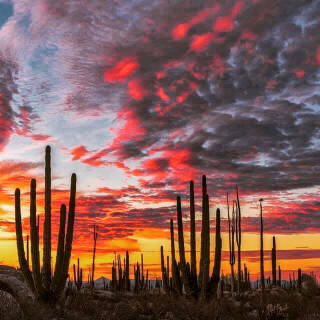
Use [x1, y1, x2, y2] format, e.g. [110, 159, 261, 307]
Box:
[298, 268, 302, 292]
[91, 225, 98, 289]
[278, 265, 281, 287]
[211, 208, 222, 295]
[160, 246, 170, 294]
[227, 194, 236, 294]
[235, 186, 242, 295]
[73, 258, 82, 291]
[170, 219, 182, 295]
[272, 236, 277, 286]
[199, 175, 210, 299]
[43, 145, 52, 291]
[125, 251, 130, 291]
[259, 199, 265, 295]
[189, 181, 197, 289]
[176, 196, 192, 296]
[15, 146, 77, 304]
[26, 235, 29, 267]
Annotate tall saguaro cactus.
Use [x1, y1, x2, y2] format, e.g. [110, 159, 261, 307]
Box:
[199, 175, 210, 299]
[15, 146, 77, 304]
[176, 196, 192, 296]
[227, 194, 236, 294]
[189, 181, 197, 288]
[272, 236, 277, 286]
[259, 199, 265, 295]
[125, 250, 130, 291]
[160, 246, 170, 294]
[73, 258, 82, 291]
[170, 219, 182, 295]
[211, 208, 222, 295]
[43, 146, 52, 291]
[235, 186, 242, 296]
[91, 225, 98, 289]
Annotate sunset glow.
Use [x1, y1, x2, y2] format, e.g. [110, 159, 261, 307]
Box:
[0, 0, 320, 283]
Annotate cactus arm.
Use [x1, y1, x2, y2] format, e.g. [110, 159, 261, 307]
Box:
[52, 204, 66, 289]
[211, 208, 222, 294]
[176, 196, 192, 296]
[15, 188, 35, 293]
[29, 179, 43, 295]
[160, 246, 170, 293]
[59, 173, 77, 292]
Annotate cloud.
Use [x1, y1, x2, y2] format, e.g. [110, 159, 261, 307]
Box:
[0, 53, 16, 151]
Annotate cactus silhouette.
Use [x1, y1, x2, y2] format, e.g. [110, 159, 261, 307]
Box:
[161, 245, 170, 294]
[298, 268, 302, 292]
[235, 186, 242, 296]
[162, 175, 223, 300]
[199, 176, 210, 300]
[272, 236, 277, 286]
[73, 258, 82, 291]
[125, 250, 130, 291]
[170, 219, 182, 295]
[227, 194, 236, 294]
[278, 265, 281, 287]
[210, 208, 222, 296]
[15, 146, 77, 305]
[259, 198, 265, 296]
[176, 196, 192, 297]
[189, 181, 197, 290]
[91, 225, 98, 289]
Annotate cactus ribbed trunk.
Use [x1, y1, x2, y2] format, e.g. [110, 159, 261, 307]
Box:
[52, 204, 66, 289]
[227, 194, 236, 294]
[199, 175, 210, 299]
[272, 236, 277, 286]
[259, 199, 265, 295]
[161, 246, 170, 294]
[15, 189, 35, 293]
[176, 196, 192, 296]
[43, 146, 52, 291]
[211, 208, 222, 295]
[29, 179, 42, 295]
[190, 181, 197, 285]
[59, 172, 77, 294]
[73, 258, 82, 291]
[298, 268, 302, 292]
[278, 265, 281, 287]
[125, 251, 130, 291]
[235, 186, 242, 296]
[170, 219, 181, 294]
[26, 235, 29, 267]
[91, 225, 98, 289]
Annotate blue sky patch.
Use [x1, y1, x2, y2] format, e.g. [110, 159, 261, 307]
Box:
[0, 2, 13, 28]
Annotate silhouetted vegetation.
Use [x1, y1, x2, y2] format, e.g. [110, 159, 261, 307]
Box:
[0, 146, 319, 319]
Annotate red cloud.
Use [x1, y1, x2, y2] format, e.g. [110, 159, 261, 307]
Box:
[172, 5, 220, 40]
[157, 87, 170, 102]
[128, 79, 147, 100]
[104, 57, 139, 82]
[190, 33, 214, 52]
[214, 16, 234, 32]
[71, 145, 89, 161]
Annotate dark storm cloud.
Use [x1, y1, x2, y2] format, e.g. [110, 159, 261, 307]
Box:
[30, 0, 320, 196]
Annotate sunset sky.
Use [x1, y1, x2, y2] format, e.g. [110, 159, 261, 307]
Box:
[0, 0, 320, 281]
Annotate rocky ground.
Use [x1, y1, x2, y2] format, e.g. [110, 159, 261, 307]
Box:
[1, 266, 320, 320]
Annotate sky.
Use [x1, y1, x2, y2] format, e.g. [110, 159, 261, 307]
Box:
[0, 0, 320, 281]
